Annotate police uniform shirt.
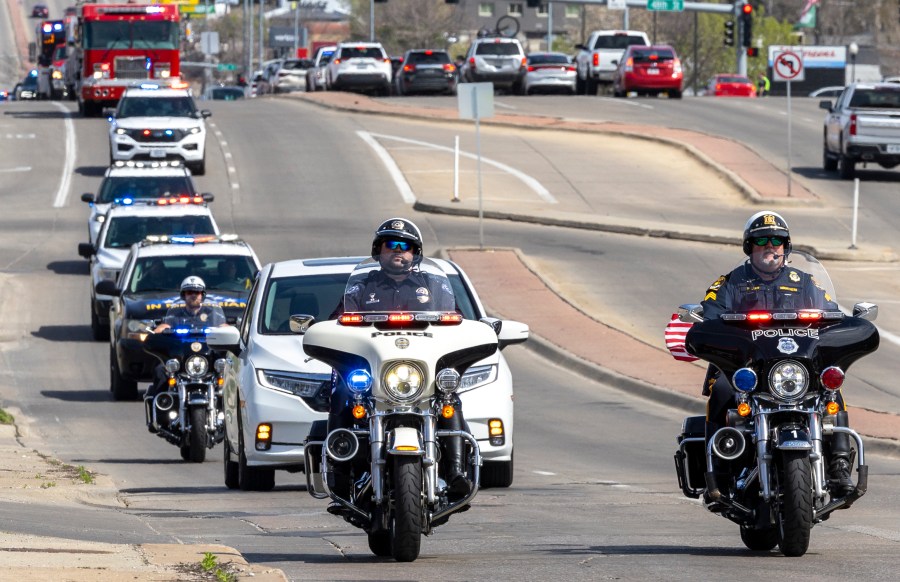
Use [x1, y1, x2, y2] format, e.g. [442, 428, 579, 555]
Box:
[163, 303, 227, 328]
[344, 269, 455, 312]
[701, 262, 836, 319]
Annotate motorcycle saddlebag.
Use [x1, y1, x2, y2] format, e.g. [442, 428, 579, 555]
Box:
[674, 415, 706, 498]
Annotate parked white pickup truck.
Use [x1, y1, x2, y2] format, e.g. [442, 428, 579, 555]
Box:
[574, 30, 649, 95]
[820, 83, 900, 179]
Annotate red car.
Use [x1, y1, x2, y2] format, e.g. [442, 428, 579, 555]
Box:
[31, 3, 49, 18]
[612, 44, 683, 99]
[708, 74, 757, 97]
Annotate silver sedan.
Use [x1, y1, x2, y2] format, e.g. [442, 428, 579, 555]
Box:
[522, 52, 577, 96]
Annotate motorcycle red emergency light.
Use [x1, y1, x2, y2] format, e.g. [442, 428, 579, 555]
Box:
[798, 310, 823, 320]
[441, 405, 455, 419]
[388, 313, 415, 323]
[352, 405, 366, 420]
[338, 314, 365, 325]
[820, 367, 845, 390]
[439, 313, 463, 325]
[747, 312, 772, 322]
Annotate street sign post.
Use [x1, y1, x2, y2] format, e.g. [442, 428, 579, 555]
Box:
[646, 0, 684, 11]
[773, 50, 804, 198]
[217, 63, 238, 71]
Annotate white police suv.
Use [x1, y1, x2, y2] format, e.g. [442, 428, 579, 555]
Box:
[109, 84, 211, 176]
[78, 199, 219, 341]
[81, 161, 212, 247]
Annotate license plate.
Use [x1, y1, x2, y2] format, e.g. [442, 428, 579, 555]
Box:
[887, 144, 900, 154]
[150, 148, 166, 158]
[647, 68, 660, 75]
[356, 63, 370, 70]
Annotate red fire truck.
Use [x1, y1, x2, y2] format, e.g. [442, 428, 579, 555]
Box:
[66, 3, 182, 117]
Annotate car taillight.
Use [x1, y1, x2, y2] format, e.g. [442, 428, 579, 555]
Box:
[520, 57, 527, 68]
[469, 56, 475, 69]
[527, 65, 535, 72]
[673, 58, 682, 74]
[403, 64, 415, 72]
[443, 63, 456, 72]
[593, 53, 599, 66]
[333, 58, 342, 65]
[849, 113, 857, 136]
[624, 57, 634, 73]
[566, 65, 575, 72]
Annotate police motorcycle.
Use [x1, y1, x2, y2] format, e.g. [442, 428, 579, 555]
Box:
[143, 318, 227, 463]
[297, 258, 499, 562]
[673, 251, 879, 557]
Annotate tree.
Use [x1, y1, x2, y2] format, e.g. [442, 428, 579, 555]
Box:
[347, 0, 470, 55]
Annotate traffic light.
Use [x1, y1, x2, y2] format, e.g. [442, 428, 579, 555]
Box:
[723, 20, 735, 47]
[740, 2, 753, 48]
[526, 0, 542, 7]
[746, 47, 759, 57]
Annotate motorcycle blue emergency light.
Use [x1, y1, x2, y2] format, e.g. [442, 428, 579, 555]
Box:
[170, 235, 196, 244]
[174, 328, 189, 335]
[347, 369, 372, 393]
[115, 197, 134, 205]
[732, 368, 757, 393]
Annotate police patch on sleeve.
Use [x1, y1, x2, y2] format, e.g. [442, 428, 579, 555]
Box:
[789, 270, 800, 283]
[416, 286, 430, 304]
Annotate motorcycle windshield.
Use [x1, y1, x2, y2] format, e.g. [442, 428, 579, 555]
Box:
[687, 251, 878, 376]
[143, 329, 212, 362]
[342, 257, 456, 314]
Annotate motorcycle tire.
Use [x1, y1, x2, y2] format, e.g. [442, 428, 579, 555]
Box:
[223, 435, 240, 489]
[777, 451, 813, 557]
[391, 456, 422, 563]
[237, 409, 275, 491]
[109, 348, 138, 401]
[740, 525, 778, 551]
[186, 407, 207, 463]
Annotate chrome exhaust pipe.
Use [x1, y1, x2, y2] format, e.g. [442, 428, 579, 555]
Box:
[711, 427, 746, 461]
[325, 428, 359, 462]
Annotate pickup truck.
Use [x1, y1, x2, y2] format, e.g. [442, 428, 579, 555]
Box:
[574, 30, 649, 95]
[820, 83, 900, 179]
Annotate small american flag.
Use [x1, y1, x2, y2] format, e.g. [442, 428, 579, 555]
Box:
[665, 313, 699, 362]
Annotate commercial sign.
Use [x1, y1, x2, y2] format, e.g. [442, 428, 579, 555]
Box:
[768, 45, 846, 68]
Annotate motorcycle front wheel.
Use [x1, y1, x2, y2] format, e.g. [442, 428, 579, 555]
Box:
[391, 456, 422, 562]
[777, 451, 813, 557]
[740, 525, 778, 551]
[186, 407, 208, 463]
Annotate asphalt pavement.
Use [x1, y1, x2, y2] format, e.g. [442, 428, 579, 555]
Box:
[1, 89, 898, 579]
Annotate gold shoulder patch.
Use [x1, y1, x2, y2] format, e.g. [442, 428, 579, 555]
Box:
[788, 270, 801, 283]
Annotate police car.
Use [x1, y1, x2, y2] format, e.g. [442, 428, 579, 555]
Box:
[108, 84, 211, 176]
[81, 161, 212, 247]
[207, 256, 529, 491]
[78, 200, 219, 341]
[95, 234, 261, 401]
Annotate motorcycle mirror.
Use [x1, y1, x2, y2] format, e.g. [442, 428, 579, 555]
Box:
[480, 317, 502, 335]
[95, 279, 120, 297]
[206, 326, 241, 353]
[288, 314, 316, 334]
[678, 304, 704, 323]
[852, 302, 878, 321]
[497, 320, 529, 350]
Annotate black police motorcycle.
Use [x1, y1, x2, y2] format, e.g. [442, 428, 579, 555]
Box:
[143, 326, 226, 462]
[673, 251, 879, 556]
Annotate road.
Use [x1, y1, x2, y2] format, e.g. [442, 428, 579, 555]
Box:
[1, 94, 900, 579]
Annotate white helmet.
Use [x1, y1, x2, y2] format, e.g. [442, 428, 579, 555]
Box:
[180, 276, 206, 298]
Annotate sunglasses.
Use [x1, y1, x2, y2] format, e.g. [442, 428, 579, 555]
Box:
[753, 236, 784, 247]
[183, 290, 203, 296]
[384, 240, 411, 251]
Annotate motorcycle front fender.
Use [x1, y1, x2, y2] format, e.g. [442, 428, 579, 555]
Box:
[387, 426, 424, 456]
[775, 425, 812, 451]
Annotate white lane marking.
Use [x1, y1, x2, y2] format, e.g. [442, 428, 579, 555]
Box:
[533, 470, 556, 476]
[363, 131, 557, 204]
[52, 102, 76, 208]
[356, 130, 416, 204]
[0, 166, 30, 173]
[494, 100, 516, 110]
[208, 121, 240, 204]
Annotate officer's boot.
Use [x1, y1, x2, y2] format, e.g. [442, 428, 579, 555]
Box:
[144, 395, 158, 434]
[445, 435, 471, 500]
[827, 411, 855, 497]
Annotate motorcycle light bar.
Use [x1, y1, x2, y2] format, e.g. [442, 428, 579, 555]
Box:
[142, 235, 239, 246]
[156, 196, 205, 206]
[338, 312, 464, 326]
[721, 310, 844, 322]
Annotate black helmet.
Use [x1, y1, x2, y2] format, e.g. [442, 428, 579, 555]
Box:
[371, 218, 424, 263]
[180, 275, 207, 299]
[742, 211, 791, 256]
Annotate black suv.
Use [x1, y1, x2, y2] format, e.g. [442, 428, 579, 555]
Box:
[394, 49, 458, 96]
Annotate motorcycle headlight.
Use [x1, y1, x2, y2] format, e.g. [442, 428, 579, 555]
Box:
[769, 360, 809, 401]
[124, 318, 155, 341]
[165, 359, 180, 374]
[257, 369, 327, 397]
[382, 361, 425, 403]
[459, 364, 497, 391]
[185, 355, 208, 378]
[214, 358, 227, 374]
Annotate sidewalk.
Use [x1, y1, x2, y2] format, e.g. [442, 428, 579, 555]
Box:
[295, 91, 900, 454]
[0, 423, 287, 581]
